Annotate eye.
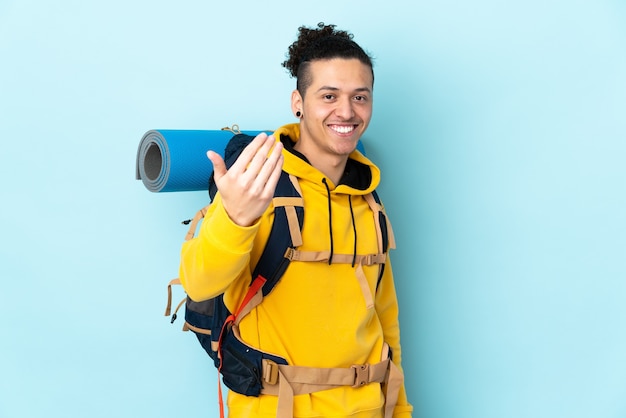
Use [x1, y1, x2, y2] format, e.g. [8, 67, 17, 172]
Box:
[323, 94, 335, 100]
[354, 95, 368, 102]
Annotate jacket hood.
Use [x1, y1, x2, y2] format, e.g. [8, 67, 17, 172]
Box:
[274, 123, 381, 195]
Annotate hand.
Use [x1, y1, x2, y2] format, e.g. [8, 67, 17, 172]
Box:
[207, 133, 284, 227]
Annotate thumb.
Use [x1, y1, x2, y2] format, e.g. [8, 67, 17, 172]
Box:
[207, 150, 227, 180]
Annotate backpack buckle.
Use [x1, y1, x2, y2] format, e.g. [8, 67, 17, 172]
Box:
[351, 364, 370, 388]
[284, 247, 296, 261]
[262, 359, 279, 385]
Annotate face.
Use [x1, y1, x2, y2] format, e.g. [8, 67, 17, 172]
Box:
[291, 58, 373, 160]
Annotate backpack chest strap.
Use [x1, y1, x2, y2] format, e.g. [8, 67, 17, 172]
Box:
[284, 248, 387, 265]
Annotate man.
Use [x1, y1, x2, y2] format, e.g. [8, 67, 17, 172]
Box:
[180, 23, 413, 418]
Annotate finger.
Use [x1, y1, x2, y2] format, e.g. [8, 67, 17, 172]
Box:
[254, 141, 284, 187]
[206, 150, 227, 180]
[244, 134, 279, 177]
[262, 151, 284, 196]
[228, 132, 269, 175]
[245, 146, 283, 202]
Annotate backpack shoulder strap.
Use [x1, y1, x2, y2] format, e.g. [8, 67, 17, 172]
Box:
[253, 171, 304, 296]
[233, 172, 304, 324]
[364, 190, 395, 290]
[367, 190, 396, 252]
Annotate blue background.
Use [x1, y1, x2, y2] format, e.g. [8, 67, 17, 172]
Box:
[1, 1, 625, 417]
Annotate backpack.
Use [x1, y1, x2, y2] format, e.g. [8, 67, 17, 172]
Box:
[164, 133, 402, 418]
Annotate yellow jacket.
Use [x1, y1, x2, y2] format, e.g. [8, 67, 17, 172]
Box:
[180, 123, 412, 418]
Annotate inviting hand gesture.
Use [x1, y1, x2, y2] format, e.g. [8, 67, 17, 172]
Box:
[207, 133, 284, 227]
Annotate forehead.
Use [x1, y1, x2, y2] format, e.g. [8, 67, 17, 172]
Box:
[307, 58, 373, 91]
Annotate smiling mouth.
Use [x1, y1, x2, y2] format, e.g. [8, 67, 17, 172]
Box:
[329, 124, 357, 134]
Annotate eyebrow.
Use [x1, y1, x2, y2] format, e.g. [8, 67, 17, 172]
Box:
[316, 86, 372, 94]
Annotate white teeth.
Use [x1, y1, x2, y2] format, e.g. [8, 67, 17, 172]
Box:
[331, 125, 354, 134]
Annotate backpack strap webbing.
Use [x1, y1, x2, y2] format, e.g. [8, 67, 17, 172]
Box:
[164, 278, 182, 317]
[184, 206, 209, 241]
[259, 342, 404, 418]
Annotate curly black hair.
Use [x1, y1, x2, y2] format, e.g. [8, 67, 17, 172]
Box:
[282, 22, 373, 94]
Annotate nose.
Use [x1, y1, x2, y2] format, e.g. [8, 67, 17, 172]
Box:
[334, 97, 354, 120]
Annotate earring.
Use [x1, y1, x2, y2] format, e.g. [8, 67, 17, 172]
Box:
[296, 111, 302, 118]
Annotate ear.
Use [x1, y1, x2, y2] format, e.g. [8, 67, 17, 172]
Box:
[291, 89, 303, 117]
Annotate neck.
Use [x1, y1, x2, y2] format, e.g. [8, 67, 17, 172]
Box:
[293, 141, 348, 185]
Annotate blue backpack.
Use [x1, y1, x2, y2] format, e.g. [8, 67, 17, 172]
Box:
[164, 133, 393, 403]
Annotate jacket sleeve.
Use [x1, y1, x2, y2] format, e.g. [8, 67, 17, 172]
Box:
[179, 193, 261, 302]
[375, 257, 414, 418]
